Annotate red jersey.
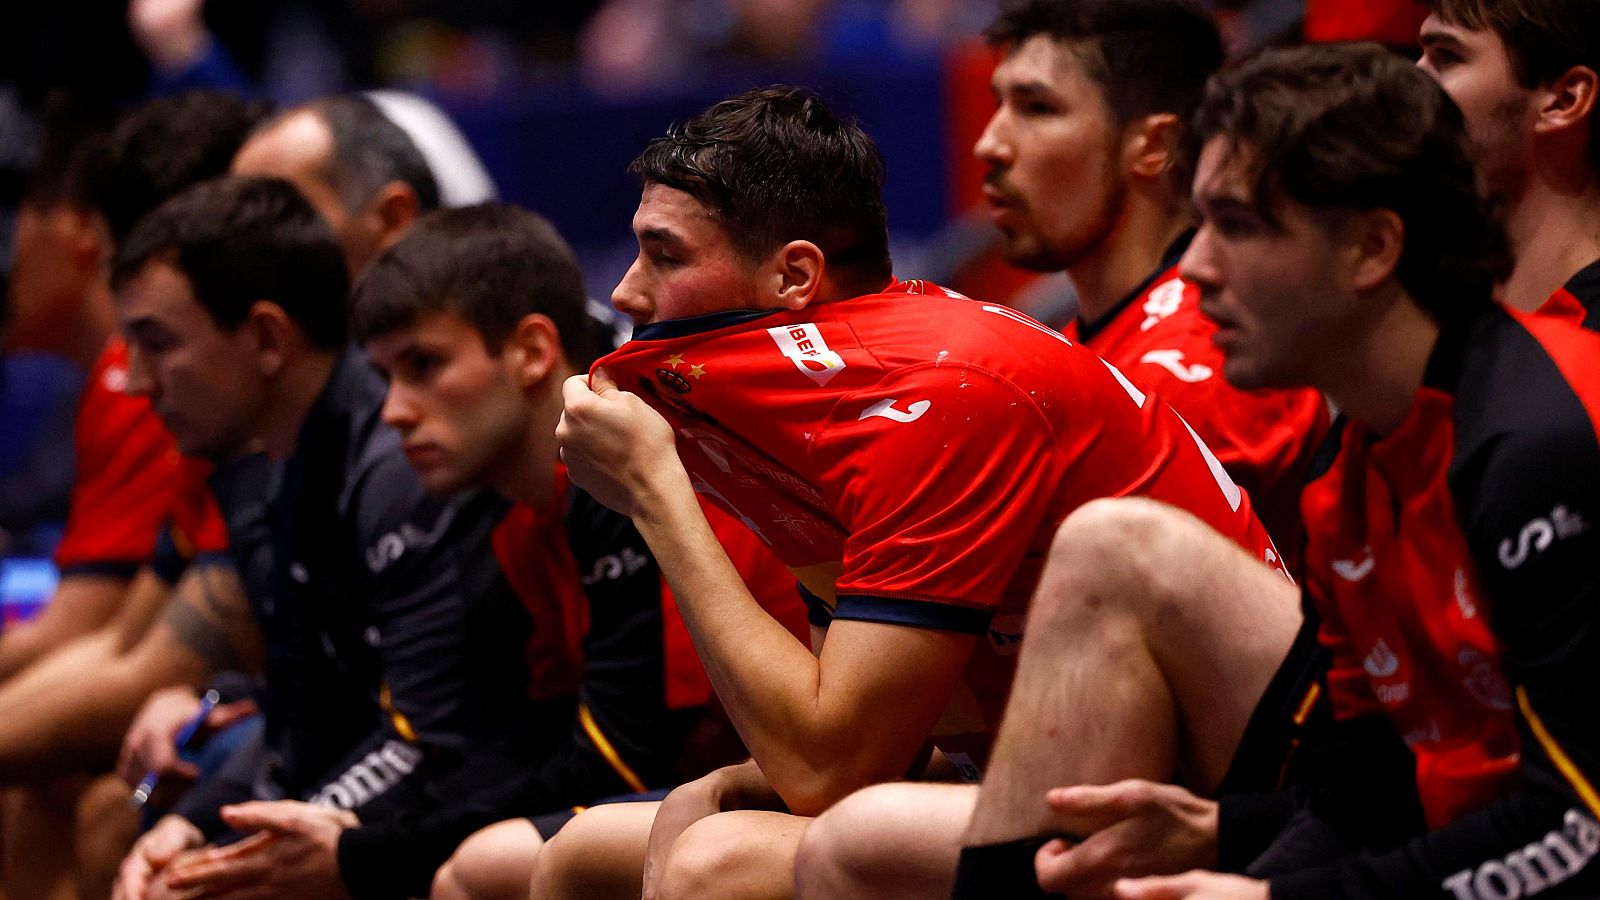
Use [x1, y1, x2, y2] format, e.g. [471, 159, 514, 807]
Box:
[1535, 256, 1600, 330]
[1064, 252, 1329, 571]
[1275, 307, 1600, 897]
[53, 338, 184, 576]
[492, 468, 806, 709]
[166, 457, 230, 560]
[597, 279, 1280, 769]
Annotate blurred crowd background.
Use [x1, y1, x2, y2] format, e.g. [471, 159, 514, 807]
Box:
[0, 0, 1423, 608]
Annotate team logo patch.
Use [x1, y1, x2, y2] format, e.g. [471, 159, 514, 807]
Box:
[768, 323, 846, 386]
[656, 368, 693, 394]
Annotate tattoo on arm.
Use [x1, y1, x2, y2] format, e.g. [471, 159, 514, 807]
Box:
[161, 564, 259, 674]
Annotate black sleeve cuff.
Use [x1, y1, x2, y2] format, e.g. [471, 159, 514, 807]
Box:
[1218, 792, 1298, 871]
[337, 822, 435, 900]
[799, 584, 833, 627]
[832, 594, 993, 636]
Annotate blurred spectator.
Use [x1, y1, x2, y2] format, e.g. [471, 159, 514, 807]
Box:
[1304, 0, 1427, 46]
[579, 0, 997, 97]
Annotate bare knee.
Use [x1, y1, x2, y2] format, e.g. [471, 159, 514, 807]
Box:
[1037, 498, 1223, 621]
[794, 784, 908, 898]
[432, 859, 470, 900]
[432, 819, 542, 900]
[656, 814, 783, 900]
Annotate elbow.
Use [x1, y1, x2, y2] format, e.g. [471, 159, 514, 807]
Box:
[769, 766, 884, 819]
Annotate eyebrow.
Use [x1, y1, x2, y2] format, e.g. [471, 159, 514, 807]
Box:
[637, 226, 685, 247]
[1193, 194, 1257, 218]
[1417, 27, 1466, 51]
[122, 317, 168, 339]
[993, 79, 1057, 102]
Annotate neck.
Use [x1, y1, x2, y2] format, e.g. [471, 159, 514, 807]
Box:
[497, 367, 574, 511]
[1068, 202, 1190, 323]
[1498, 170, 1600, 312]
[260, 351, 341, 459]
[1321, 288, 1440, 436]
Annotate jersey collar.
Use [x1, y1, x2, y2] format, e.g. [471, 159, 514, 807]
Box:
[1074, 230, 1196, 344]
[630, 308, 787, 342]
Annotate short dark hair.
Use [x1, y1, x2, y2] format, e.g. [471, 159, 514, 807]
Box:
[350, 203, 598, 369]
[298, 94, 440, 214]
[112, 176, 350, 351]
[985, 0, 1224, 129]
[630, 86, 892, 290]
[1192, 43, 1512, 324]
[87, 91, 272, 246]
[1424, 0, 1600, 171]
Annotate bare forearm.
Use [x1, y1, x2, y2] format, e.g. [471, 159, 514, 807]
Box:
[633, 486, 835, 765]
[0, 574, 127, 683]
[0, 629, 206, 782]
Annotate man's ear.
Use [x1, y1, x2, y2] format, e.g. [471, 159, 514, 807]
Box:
[1124, 113, 1184, 181]
[502, 313, 564, 388]
[1535, 65, 1599, 140]
[770, 240, 825, 310]
[369, 182, 422, 252]
[244, 300, 297, 377]
[1348, 208, 1405, 294]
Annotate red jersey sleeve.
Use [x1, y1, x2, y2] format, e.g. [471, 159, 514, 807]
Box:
[53, 341, 183, 576]
[811, 364, 1061, 633]
[167, 457, 229, 558]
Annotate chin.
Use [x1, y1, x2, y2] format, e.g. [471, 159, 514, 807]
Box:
[1000, 241, 1066, 274]
[1221, 359, 1270, 392]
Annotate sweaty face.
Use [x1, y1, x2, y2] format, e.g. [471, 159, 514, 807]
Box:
[1418, 14, 1538, 198]
[232, 111, 383, 275]
[611, 183, 766, 326]
[116, 261, 267, 460]
[365, 312, 532, 496]
[975, 35, 1127, 272]
[1180, 138, 1360, 392]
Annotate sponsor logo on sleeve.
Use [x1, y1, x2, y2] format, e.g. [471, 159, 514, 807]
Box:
[583, 547, 652, 585]
[308, 739, 424, 809]
[768, 323, 846, 386]
[365, 522, 436, 573]
[1498, 505, 1589, 570]
[1443, 810, 1600, 900]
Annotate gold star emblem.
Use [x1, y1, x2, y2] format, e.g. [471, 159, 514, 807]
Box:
[666, 354, 685, 369]
[689, 364, 707, 379]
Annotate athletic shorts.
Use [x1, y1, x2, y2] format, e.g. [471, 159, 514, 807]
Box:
[1215, 614, 1332, 797]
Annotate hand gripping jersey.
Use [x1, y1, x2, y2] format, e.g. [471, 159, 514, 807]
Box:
[1537, 257, 1600, 331]
[52, 338, 184, 576]
[1064, 242, 1329, 573]
[1268, 307, 1600, 899]
[596, 279, 1280, 769]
